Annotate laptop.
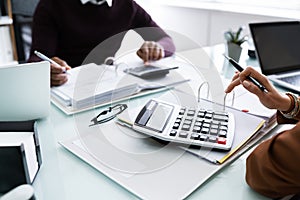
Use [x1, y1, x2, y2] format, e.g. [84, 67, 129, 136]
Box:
[249, 21, 300, 93]
[0, 61, 50, 121]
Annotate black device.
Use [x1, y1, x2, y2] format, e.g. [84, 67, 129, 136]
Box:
[0, 121, 42, 193]
[249, 21, 300, 75]
[249, 21, 300, 92]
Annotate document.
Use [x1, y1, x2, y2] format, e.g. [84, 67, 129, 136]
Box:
[51, 63, 188, 115]
[116, 97, 275, 165]
[181, 101, 269, 164]
[223, 84, 277, 123]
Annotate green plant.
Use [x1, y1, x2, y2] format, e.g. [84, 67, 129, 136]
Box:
[224, 26, 248, 46]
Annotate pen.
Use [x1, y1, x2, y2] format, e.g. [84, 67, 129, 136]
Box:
[34, 50, 68, 73]
[223, 54, 268, 93]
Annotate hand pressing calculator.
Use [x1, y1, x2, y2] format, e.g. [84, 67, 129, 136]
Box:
[133, 99, 235, 150]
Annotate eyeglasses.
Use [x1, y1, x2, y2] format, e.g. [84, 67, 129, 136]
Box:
[90, 104, 127, 126]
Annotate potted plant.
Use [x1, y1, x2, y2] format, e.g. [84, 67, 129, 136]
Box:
[224, 26, 248, 62]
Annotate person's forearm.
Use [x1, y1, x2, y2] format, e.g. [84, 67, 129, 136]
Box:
[157, 37, 175, 57]
[246, 129, 300, 198]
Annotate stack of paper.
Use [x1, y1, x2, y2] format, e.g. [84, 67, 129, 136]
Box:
[51, 63, 189, 114]
[51, 63, 134, 109]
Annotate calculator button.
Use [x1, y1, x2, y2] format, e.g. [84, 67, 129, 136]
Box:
[219, 130, 227, 138]
[201, 127, 209, 134]
[205, 113, 213, 119]
[170, 130, 177, 136]
[220, 121, 228, 126]
[179, 132, 188, 138]
[173, 123, 180, 129]
[202, 122, 210, 128]
[194, 121, 202, 126]
[197, 112, 205, 118]
[211, 120, 220, 125]
[199, 135, 208, 141]
[193, 126, 201, 133]
[183, 120, 192, 125]
[190, 133, 200, 140]
[217, 137, 227, 145]
[210, 124, 219, 129]
[196, 118, 204, 123]
[206, 110, 213, 114]
[208, 136, 217, 143]
[177, 115, 183, 120]
[187, 109, 196, 116]
[220, 125, 228, 131]
[182, 124, 191, 131]
[204, 119, 212, 123]
[214, 111, 227, 115]
[179, 108, 186, 115]
[213, 115, 228, 122]
[185, 116, 193, 121]
[175, 118, 182, 123]
[210, 129, 218, 135]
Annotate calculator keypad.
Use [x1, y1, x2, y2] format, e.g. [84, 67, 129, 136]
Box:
[169, 107, 230, 146]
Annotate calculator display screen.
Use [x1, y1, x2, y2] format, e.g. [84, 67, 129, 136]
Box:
[135, 100, 174, 132]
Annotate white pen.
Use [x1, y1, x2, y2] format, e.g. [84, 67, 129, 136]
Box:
[34, 50, 68, 73]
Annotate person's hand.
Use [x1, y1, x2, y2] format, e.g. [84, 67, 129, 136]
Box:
[225, 67, 291, 111]
[50, 57, 71, 86]
[136, 41, 165, 64]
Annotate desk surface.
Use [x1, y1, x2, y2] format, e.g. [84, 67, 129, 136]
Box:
[32, 44, 276, 200]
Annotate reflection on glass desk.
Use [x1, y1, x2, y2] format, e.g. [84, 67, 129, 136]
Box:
[29, 44, 281, 200]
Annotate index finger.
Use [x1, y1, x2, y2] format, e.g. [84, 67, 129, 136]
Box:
[225, 77, 242, 93]
[52, 57, 71, 70]
[239, 67, 274, 91]
[137, 48, 149, 63]
[51, 63, 65, 74]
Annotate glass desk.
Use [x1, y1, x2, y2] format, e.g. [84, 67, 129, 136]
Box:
[23, 44, 286, 200]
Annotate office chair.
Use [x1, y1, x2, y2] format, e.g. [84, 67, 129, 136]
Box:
[11, 0, 39, 63]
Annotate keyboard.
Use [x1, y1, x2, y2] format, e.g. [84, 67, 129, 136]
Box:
[133, 99, 235, 150]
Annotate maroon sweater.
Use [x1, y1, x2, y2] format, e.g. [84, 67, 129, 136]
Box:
[28, 0, 175, 67]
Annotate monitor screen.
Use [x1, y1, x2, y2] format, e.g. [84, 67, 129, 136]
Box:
[250, 21, 300, 75]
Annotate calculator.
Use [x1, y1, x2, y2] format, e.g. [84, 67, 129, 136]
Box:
[124, 65, 178, 78]
[133, 99, 235, 150]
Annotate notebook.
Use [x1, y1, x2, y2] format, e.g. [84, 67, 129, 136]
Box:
[0, 61, 50, 121]
[249, 21, 300, 93]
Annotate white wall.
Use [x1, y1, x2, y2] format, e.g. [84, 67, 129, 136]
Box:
[136, 1, 296, 50]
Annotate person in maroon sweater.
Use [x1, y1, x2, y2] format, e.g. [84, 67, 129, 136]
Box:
[28, 0, 175, 86]
[225, 67, 300, 199]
